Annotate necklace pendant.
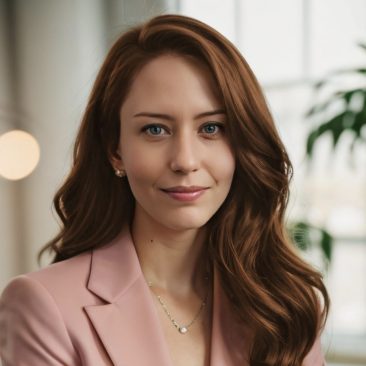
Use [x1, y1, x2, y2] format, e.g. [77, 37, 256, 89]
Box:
[179, 326, 188, 334]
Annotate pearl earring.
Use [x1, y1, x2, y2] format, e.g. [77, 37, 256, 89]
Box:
[114, 168, 126, 177]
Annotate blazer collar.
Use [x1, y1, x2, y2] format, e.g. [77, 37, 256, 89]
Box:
[84, 224, 248, 365]
[87, 225, 141, 303]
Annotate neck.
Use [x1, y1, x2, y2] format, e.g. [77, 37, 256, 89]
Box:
[130, 211, 210, 297]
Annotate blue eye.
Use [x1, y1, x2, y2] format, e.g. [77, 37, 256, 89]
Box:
[202, 123, 224, 135]
[141, 124, 166, 136]
[141, 122, 225, 137]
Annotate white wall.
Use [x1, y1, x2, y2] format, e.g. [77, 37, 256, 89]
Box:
[0, 0, 19, 290]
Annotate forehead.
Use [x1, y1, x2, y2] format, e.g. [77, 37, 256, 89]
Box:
[120, 54, 223, 116]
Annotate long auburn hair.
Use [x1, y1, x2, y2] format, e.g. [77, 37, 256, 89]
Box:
[39, 14, 329, 365]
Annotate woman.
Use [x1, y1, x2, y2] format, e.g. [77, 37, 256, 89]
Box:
[0, 14, 329, 366]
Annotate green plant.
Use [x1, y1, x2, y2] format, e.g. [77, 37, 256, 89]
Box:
[305, 42, 366, 158]
[287, 221, 332, 270]
[294, 42, 366, 268]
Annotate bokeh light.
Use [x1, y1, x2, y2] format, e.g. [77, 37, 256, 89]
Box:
[0, 130, 40, 180]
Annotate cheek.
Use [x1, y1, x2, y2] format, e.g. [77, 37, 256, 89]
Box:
[126, 159, 156, 185]
[122, 143, 161, 186]
[121, 136, 149, 170]
[213, 145, 236, 183]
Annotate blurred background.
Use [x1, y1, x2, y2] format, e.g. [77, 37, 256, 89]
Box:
[0, 0, 365, 364]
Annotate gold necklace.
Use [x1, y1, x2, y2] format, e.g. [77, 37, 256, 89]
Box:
[147, 273, 210, 334]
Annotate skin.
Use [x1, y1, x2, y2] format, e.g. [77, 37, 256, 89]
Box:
[111, 54, 235, 354]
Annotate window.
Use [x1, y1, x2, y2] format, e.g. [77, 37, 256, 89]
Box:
[178, 0, 366, 363]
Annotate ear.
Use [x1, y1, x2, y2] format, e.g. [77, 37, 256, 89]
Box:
[108, 145, 124, 170]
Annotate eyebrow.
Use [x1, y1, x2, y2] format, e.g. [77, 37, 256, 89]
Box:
[133, 109, 226, 121]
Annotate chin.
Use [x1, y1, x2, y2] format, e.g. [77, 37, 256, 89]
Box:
[160, 216, 211, 232]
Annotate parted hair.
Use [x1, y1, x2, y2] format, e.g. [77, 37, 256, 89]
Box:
[39, 14, 329, 365]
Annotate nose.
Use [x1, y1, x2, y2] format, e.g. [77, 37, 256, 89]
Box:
[169, 132, 201, 174]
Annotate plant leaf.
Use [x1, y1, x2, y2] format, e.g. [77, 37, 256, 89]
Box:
[352, 108, 366, 137]
[287, 221, 333, 270]
[306, 112, 350, 157]
[289, 222, 310, 251]
[320, 230, 332, 262]
[306, 129, 320, 157]
[305, 89, 364, 118]
[357, 42, 366, 52]
[329, 114, 347, 147]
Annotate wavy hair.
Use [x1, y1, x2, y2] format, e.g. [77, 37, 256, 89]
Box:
[39, 14, 329, 365]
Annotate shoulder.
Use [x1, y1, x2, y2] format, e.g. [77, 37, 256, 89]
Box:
[1, 250, 95, 316]
[0, 250, 94, 332]
[27, 250, 91, 288]
[0, 251, 94, 365]
[0, 249, 93, 326]
[0, 274, 80, 364]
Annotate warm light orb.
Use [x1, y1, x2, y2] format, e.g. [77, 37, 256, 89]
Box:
[0, 130, 40, 180]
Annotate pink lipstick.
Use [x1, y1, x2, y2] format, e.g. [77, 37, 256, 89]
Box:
[160, 186, 208, 202]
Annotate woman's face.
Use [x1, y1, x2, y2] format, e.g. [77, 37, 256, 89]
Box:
[116, 54, 235, 232]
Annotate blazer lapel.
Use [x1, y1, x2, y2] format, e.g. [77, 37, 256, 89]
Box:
[84, 225, 172, 366]
[83, 223, 249, 366]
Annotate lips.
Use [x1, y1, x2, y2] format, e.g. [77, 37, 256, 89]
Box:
[161, 186, 208, 193]
[160, 186, 208, 202]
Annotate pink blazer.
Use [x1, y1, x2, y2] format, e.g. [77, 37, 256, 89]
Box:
[0, 225, 325, 365]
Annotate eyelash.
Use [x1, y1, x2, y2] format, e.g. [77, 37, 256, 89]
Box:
[141, 122, 225, 137]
